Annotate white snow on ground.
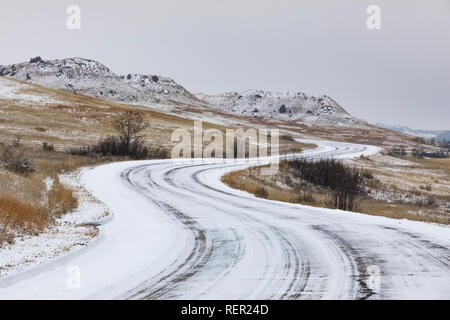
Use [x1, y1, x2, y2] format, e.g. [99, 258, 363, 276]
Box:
[0, 171, 108, 282]
[0, 77, 60, 105]
[0, 161, 190, 299]
[0, 140, 448, 299]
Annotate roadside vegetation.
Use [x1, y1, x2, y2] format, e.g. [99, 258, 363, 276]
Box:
[0, 110, 171, 246]
[223, 153, 450, 224]
[286, 159, 364, 211]
[69, 111, 169, 160]
[389, 139, 449, 159]
[223, 159, 366, 211]
[0, 140, 100, 246]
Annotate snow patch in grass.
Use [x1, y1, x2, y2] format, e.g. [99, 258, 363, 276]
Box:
[0, 169, 108, 280]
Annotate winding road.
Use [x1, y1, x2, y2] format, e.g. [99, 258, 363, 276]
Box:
[1, 140, 449, 299]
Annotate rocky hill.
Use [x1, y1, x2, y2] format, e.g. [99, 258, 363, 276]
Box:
[0, 57, 201, 107]
[376, 123, 448, 139]
[196, 90, 365, 127]
[1, 57, 366, 127]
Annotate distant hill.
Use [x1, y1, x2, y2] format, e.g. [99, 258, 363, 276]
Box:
[376, 123, 448, 139]
[0, 57, 202, 108]
[197, 90, 365, 127]
[1, 56, 369, 128]
[436, 131, 450, 142]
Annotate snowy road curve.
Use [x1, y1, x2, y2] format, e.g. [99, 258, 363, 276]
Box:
[1, 140, 449, 299]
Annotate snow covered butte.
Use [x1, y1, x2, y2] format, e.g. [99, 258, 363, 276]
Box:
[1, 56, 366, 127]
[196, 90, 365, 127]
[0, 57, 201, 107]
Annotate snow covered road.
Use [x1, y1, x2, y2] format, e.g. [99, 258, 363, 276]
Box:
[1, 140, 449, 299]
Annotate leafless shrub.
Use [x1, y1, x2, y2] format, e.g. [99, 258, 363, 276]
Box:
[13, 136, 21, 147]
[0, 226, 15, 246]
[147, 145, 169, 159]
[389, 147, 407, 157]
[414, 195, 437, 208]
[68, 111, 167, 160]
[297, 191, 316, 204]
[363, 171, 374, 180]
[284, 175, 293, 186]
[42, 142, 55, 152]
[69, 136, 153, 160]
[0, 146, 36, 174]
[426, 195, 437, 207]
[285, 159, 364, 211]
[281, 135, 294, 141]
[412, 136, 429, 144]
[411, 148, 425, 159]
[255, 187, 268, 199]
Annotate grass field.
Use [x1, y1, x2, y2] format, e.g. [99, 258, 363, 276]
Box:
[222, 154, 450, 224]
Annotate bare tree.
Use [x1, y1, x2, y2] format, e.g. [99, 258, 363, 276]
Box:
[111, 111, 147, 149]
[69, 111, 169, 159]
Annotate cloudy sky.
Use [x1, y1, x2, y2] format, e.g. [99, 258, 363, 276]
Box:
[1, 0, 449, 129]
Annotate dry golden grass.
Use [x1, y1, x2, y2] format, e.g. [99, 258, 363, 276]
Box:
[33, 149, 104, 174]
[358, 198, 449, 225]
[176, 96, 426, 150]
[47, 177, 78, 217]
[346, 153, 450, 197]
[0, 145, 97, 246]
[0, 171, 79, 245]
[285, 123, 429, 149]
[222, 167, 327, 207]
[222, 161, 450, 225]
[0, 194, 47, 234]
[407, 157, 450, 173]
[279, 139, 315, 155]
[0, 77, 308, 157]
[0, 78, 205, 152]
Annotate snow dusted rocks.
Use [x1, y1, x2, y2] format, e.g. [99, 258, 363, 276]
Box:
[197, 90, 365, 127]
[1, 56, 366, 127]
[0, 57, 201, 107]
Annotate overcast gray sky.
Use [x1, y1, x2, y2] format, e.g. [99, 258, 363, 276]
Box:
[1, 0, 449, 130]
